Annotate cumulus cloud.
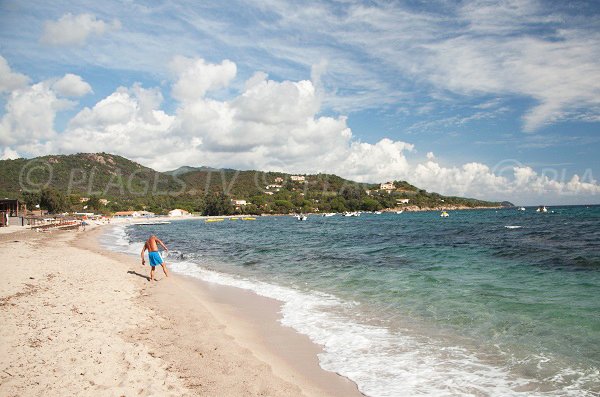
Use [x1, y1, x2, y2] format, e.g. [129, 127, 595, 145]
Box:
[0, 147, 20, 160]
[0, 82, 73, 146]
[52, 74, 92, 97]
[169, 56, 237, 102]
[0, 55, 29, 93]
[63, 84, 174, 160]
[2, 56, 598, 204]
[41, 13, 120, 46]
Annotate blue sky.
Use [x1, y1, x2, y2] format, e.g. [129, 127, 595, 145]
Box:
[0, 0, 599, 204]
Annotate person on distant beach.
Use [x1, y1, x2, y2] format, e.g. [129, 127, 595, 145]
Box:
[141, 235, 169, 281]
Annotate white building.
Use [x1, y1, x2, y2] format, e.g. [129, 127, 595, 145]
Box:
[232, 199, 247, 206]
[168, 209, 190, 217]
[274, 177, 284, 183]
[114, 211, 140, 218]
[380, 182, 395, 191]
[290, 175, 306, 182]
[397, 199, 410, 204]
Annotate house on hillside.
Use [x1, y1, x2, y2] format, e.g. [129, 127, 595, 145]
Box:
[99, 199, 110, 205]
[380, 182, 395, 191]
[168, 209, 190, 217]
[290, 175, 306, 182]
[232, 199, 248, 211]
[397, 199, 410, 204]
[266, 184, 282, 191]
[274, 177, 284, 183]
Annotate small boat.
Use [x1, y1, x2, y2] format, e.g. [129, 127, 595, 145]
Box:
[295, 214, 308, 221]
[374, 211, 383, 215]
[343, 211, 360, 217]
[536, 206, 548, 213]
[205, 218, 225, 223]
[396, 210, 403, 214]
[518, 207, 526, 211]
[440, 211, 449, 218]
[242, 217, 256, 221]
[322, 213, 336, 217]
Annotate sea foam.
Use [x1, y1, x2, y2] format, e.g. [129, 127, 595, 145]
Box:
[102, 224, 596, 397]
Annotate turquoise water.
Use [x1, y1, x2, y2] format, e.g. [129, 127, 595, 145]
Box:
[106, 206, 600, 396]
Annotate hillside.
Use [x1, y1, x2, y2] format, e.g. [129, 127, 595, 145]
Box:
[0, 153, 180, 197]
[0, 153, 507, 215]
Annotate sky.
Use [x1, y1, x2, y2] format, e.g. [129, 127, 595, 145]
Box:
[0, 0, 599, 205]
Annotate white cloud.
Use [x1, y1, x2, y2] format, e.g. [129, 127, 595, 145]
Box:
[0, 55, 29, 93]
[169, 56, 237, 102]
[63, 84, 175, 159]
[2, 56, 598, 205]
[7, 1, 599, 132]
[0, 82, 73, 146]
[52, 74, 92, 97]
[41, 13, 120, 46]
[234, 0, 600, 131]
[0, 147, 20, 160]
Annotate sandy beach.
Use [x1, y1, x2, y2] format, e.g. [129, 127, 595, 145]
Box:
[0, 225, 362, 397]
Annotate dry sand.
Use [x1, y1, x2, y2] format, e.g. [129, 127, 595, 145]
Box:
[0, 225, 363, 397]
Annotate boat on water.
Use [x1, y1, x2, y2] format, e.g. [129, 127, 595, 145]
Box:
[536, 206, 548, 213]
[343, 211, 360, 217]
[374, 211, 383, 215]
[440, 211, 449, 218]
[205, 218, 225, 223]
[518, 207, 526, 211]
[396, 210, 403, 214]
[242, 217, 256, 221]
[322, 213, 336, 217]
[294, 214, 308, 221]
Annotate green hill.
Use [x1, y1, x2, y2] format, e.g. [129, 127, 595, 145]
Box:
[0, 152, 507, 215]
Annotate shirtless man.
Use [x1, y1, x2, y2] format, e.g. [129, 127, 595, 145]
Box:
[141, 235, 169, 281]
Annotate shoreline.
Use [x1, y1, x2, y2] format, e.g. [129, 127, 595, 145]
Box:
[1, 223, 363, 396]
[85, 224, 364, 396]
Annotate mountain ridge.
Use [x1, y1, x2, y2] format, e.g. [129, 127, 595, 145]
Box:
[0, 153, 511, 214]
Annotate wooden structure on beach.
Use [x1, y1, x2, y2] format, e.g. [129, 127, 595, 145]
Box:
[0, 199, 25, 227]
[0, 199, 25, 217]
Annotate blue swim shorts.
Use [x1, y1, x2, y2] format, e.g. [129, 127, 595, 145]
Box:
[148, 251, 164, 267]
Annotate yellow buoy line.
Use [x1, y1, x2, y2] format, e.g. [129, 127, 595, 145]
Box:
[205, 217, 257, 223]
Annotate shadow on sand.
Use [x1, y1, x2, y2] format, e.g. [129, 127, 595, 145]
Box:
[127, 270, 150, 281]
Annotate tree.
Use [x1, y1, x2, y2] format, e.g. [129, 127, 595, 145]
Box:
[329, 196, 347, 213]
[87, 196, 101, 211]
[21, 191, 40, 210]
[361, 198, 381, 211]
[39, 188, 68, 213]
[204, 193, 233, 216]
[273, 199, 294, 214]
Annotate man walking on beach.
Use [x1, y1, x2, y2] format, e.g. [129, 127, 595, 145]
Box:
[141, 235, 169, 281]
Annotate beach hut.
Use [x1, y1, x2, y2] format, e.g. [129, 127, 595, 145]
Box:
[168, 209, 189, 217]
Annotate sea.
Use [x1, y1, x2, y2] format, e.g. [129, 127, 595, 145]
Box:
[101, 206, 600, 397]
